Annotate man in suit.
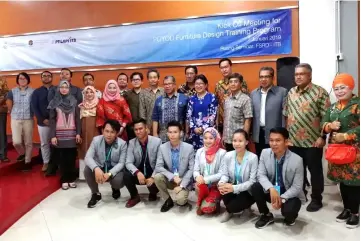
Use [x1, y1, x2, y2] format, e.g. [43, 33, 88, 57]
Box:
[84, 119, 127, 208]
[251, 127, 305, 228]
[124, 118, 162, 208]
[154, 120, 195, 212]
[250, 67, 288, 157]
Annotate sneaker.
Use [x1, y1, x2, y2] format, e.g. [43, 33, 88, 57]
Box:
[336, 209, 351, 223]
[346, 214, 359, 229]
[17, 154, 25, 162]
[306, 200, 323, 212]
[62, 183, 69, 190]
[88, 193, 102, 208]
[125, 196, 141, 208]
[20, 162, 32, 172]
[255, 213, 274, 229]
[112, 188, 121, 200]
[284, 218, 296, 226]
[41, 163, 48, 172]
[69, 182, 77, 188]
[220, 212, 233, 223]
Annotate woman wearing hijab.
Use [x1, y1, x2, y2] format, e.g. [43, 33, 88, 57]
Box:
[96, 80, 132, 141]
[218, 129, 258, 223]
[321, 73, 360, 229]
[78, 86, 99, 180]
[48, 80, 82, 190]
[193, 127, 226, 215]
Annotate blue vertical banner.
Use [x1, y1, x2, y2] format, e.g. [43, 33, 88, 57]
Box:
[0, 9, 292, 71]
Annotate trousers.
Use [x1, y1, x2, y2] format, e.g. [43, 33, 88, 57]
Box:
[154, 173, 189, 206]
[84, 166, 124, 194]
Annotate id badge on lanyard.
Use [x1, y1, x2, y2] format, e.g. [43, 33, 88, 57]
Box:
[105, 147, 112, 173]
[274, 160, 280, 194]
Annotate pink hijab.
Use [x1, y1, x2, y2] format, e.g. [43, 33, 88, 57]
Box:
[103, 80, 121, 102]
[79, 86, 99, 109]
[203, 127, 222, 164]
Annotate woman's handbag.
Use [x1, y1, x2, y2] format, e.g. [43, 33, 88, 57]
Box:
[325, 144, 357, 165]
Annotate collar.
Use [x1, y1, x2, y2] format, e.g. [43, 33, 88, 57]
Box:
[230, 90, 242, 99]
[296, 82, 312, 93]
[258, 85, 274, 94]
[138, 136, 148, 147]
[170, 142, 180, 151]
[132, 88, 142, 94]
[17, 86, 29, 91]
[164, 91, 178, 98]
[42, 85, 53, 90]
[147, 87, 161, 93]
[104, 138, 118, 149]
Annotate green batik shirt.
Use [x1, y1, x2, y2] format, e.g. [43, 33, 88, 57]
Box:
[283, 83, 330, 148]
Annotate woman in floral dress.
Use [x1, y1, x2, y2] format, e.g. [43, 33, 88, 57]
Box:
[186, 74, 218, 150]
[321, 73, 359, 229]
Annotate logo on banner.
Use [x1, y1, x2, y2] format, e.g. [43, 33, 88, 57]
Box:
[53, 37, 77, 44]
[28, 40, 33, 46]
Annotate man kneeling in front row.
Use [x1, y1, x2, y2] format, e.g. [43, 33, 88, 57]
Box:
[84, 119, 127, 208]
[124, 118, 162, 208]
[252, 127, 305, 228]
[154, 121, 195, 212]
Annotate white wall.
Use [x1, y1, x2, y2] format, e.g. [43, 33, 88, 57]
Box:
[299, 0, 337, 102]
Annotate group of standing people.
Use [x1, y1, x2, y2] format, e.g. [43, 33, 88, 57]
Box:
[0, 58, 359, 229]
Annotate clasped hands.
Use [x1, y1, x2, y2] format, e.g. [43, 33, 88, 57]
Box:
[94, 167, 111, 184]
[136, 172, 155, 187]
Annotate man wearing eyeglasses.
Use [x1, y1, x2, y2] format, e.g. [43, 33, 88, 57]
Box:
[124, 72, 144, 140]
[31, 71, 53, 172]
[250, 67, 288, 158]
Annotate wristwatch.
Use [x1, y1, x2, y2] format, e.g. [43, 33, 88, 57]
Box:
[281, 198, 286, 204]
[107, 172, 112, 177]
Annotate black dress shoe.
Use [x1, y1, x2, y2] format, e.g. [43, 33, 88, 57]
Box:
[112, 188, 121, 200]
[346, 214, 359, 229]
[336, 209, 351, 223]
[160, 198, 174, 212]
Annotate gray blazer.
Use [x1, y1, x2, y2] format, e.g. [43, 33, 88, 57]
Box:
[219, 151, 258, 194]
[155, 141, 195, 189]
[125, 135, 162, 177]
[85, 135, 127, 176]
[193, 148, 227, 184]
[250, 86, 287, 143]
[258, 148, 306, 202]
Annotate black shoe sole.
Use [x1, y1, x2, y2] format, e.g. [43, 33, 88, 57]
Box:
[346, 223, 360, 229]
[256, 220, 275, 229]
[336, 218, 349, 223]
[87, 200, 102, 208]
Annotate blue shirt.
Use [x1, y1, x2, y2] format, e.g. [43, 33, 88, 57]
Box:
[7, 87, 34, 120]
[31, 85, 52, 126]
[152, 92, 188, 125]
[274, 155, 286, 194]
[170, 146, 180, 173]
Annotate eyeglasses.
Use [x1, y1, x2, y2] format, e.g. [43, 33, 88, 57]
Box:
[42, 75, 52, 78]
[132, 78, 142, 82]
[259, 75, 272, 79]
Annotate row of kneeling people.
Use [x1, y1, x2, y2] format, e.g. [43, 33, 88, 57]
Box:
[84, 118, 303, 229]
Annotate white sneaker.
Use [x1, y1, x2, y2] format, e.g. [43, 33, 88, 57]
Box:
[220, 212, 233, 223]
[62, 183, 69, 190]
[69, 182, 77, 188]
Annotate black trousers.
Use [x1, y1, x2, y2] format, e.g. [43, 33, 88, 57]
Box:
[289, 146, 324, 202]
[225, 143, 234, 152]
[123, 170, 158, 199]
[222, 191, 255, 213]
[0, 113, 7, 160]
[255, 127, 270, 158]
[340, 183, 360, 214]
[53, 147, 77, 183]
[251, 182, 301, 220]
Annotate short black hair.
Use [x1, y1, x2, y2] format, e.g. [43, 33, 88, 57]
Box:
[61, 68, 73, 77]
[41, 71, 52, 77]
[185, 65, 198, 74]
[219, 58, 232, 67]
[83, 73, 94, 80]
[103, 119, 121, 133]
[117, 72, 128, 82]
[232, 129, 249, 141]
[147, 69, 160, 79]
[259, 67, 275, 77]
[167, 120, 182, 132]
[16, 72, 30, 85]
[194, 74, 208, 85]
[228, 72, 243, 82]
[130, 72, 144, 81]
[132, 118, 147, 127]
[270, 127, 289, 139]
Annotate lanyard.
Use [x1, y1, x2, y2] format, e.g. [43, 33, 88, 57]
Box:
[234, 151, 248, 184]
[105, 147, 112, 173]
[205, 163, 211, 176]
[140, 143, 148, 176]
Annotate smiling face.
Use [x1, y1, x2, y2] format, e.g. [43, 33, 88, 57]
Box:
[83, 75, 94, 87]
[59, 83, 70, 95]
[163, 78, 176, 95]
[60, 70, 71, 82]
[107, 83, 117, 95]
[269, 132, 287, 156]
[194, 78, 207, 94]
[203, 132, 215, 148]
[117, 74, 128, 89]
[41, 72, 52, 85]
[295, 67, 311, 88]
[131, 74, 143, 89]
[232, 132, 248, 153]
[134, 122, 148, 140]
[18, 74, 29, 87]
[85, 88, 95, 101]
[259, 70, 273, 90]
[334, 84, 353, 101]
[229, 77, 241, 93]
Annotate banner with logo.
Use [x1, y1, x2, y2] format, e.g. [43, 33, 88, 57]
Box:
[0, 9, 292, 71]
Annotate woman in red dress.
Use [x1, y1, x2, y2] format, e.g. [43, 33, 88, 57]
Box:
[96, 79, 132, 141]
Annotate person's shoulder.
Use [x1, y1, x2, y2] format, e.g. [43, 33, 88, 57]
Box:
[250, 88, 259, 97]
[224, 150, 235, 159]
[287, 149, 302, 163]
[116, 137, 127, 146]
[273, 86, 287, 93]
[149, 135, 162, 144]
[181, 141, 193, 150]
[218, 148, 227, 155]
[92, 135, 103, 144]
[247, 151, 258, 161]
[260, 148, 272, 160]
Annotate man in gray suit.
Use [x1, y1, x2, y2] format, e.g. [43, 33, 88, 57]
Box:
[84, 120, 127, 208]
[251, 127, 305, 228]
[154, 121, 195, 212]
[124, 118, 162, 208]
[250, 67, 288, 157]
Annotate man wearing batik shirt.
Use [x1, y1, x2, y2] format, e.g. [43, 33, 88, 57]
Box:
[117, 73, 129, 96]
[215, 58, 249, 134]
[283, 63, 330, 212]
[222, 73, 252, 152]
[177, 65, 197, 97]
[139, 69, 164, 132]
[152, 76, 188, 143]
